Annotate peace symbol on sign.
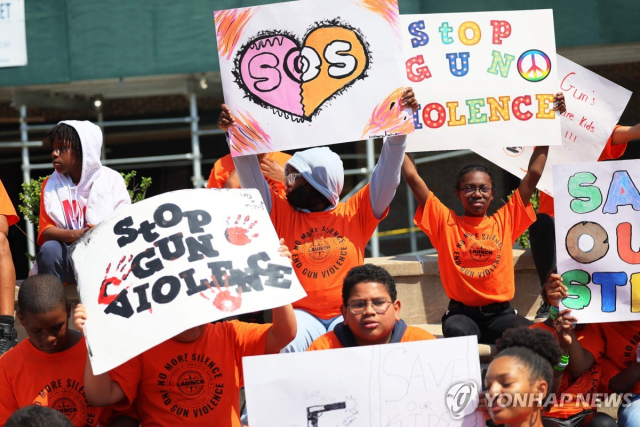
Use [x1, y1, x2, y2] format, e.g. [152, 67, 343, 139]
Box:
[517, 49, 551, 82]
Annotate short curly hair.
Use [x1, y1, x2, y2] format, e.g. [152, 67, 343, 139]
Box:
[495, 327, 562, 397]
[342, 264, 396, 306]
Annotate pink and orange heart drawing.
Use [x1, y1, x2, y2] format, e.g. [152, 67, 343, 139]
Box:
[233, 20, 371, 122]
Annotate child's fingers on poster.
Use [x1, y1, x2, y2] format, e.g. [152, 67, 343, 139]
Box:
[278, 238, 293, 262]
[74, 303, 87, 332]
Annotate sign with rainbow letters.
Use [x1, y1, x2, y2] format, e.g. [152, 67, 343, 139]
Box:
[555, 160, 640, 323]
[403, 10, 561, 151]
[214, 0, 413, 156]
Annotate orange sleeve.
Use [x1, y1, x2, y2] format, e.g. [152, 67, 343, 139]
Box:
[108, 355, 143, 410]
[401, 326, 437, 342]
[598, 125, 626, 161]
[307, 332, 344, 351]
[37, 178, 56, 246]
[0, 180, 18, 227]
[576, 324, 605, 364]
[0, 362, 18, 425]
[413, 192, 450, 242]
[231, 321, 271, 386]
[494, 189, 537, 244]
[207, 155, 235, 189]
[272, 152, 292, 167]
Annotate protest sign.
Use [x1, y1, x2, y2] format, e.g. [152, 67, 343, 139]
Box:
[70, 189, 306, 374]
[554, 160, 640, 323]
[244, 336, 483, 426]
[474, 55, 632, 195]
[0, 0, 27, 67]
[214, 0, 413, 156]
[403, 10, 560, 152]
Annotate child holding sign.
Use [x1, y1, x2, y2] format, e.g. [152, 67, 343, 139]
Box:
[0, 274, 134, 427]
[223, 88, 419, 352]
[307, 264, 435, 350]
[76, 241, 298, 427]
[401, 94, 564, 344]
[532, 272, 616, 427]
[531, 121, 640, 319]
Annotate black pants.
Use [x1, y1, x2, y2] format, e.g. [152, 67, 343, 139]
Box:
[545, 410, 617, 427]
[528, 213, 556, 286]
[442, 302, 532, 344]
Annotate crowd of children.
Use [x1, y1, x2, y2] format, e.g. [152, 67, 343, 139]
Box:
[0, 84, 638, 427]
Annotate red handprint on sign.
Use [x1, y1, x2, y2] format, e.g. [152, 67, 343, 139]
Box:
[197, 274, 243, 312]
[99, 255, 133, 305]
[224, 214, 259, 246]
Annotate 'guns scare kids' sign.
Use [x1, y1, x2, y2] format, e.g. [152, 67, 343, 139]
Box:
[403, 9, 561, 152]
[214, 0, 413, 156]
[474, 55, 632, 196]
[71, 189, 306, 375]
[554, 160, 640, 323]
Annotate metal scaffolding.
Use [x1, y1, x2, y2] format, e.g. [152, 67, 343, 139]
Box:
[3, 90, 471, 262]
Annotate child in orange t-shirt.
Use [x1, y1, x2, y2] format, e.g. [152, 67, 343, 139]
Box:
[0, 274, 134, 427]
[530, 272, 616, 427]
[75, 243, 297, 427]
[0, 180, 19, 354]
[308, 264, 435, 350]
[222, 88, 420, 352]
[530, 122, 640, 319]
[207, 152, 291, 198]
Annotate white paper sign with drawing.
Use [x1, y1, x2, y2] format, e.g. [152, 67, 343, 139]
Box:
[554, 160, 640, 323]
[70, 189, 306, 375]
[214, 0, 413, 156]
[243, 336, 484, 426]
[474, 55, 632, 195]
[403, 9, 560, 152]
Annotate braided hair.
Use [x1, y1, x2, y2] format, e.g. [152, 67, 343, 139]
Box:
[47, 123, 83, 161]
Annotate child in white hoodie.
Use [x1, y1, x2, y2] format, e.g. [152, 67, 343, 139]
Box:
[36, 121, 130, 282]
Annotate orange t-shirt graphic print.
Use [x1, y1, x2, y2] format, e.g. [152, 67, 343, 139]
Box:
[0, 337, 112, 427]
[270, 184, 385, 319]
[415, 189, 536, 306]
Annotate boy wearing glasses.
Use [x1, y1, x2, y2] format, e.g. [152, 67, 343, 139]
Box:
[307, 264, 435, 350]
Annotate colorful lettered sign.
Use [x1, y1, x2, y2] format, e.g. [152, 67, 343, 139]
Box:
[244, 336, 483, 426]
[71, 189, 306, 374]
[554, 160, 640, 323]
[402, 10, 561, 151]
[474, 55, 632, 195]
[214, 0, 413, 156]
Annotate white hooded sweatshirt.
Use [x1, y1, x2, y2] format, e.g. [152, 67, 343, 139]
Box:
[42, 120, 131, 231]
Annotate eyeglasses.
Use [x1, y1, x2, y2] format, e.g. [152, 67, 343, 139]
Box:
[285, 173, 302, 186]
[460, 186, 493, 196]
[347, 299, 392, 315]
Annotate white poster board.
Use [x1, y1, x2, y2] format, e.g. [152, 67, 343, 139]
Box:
[554, 160, 640, 323]
[402, 10, 560, 152]
[70, 189, 306, 374]
[214, 0, 413, 156]
[474, 55, 632, 195]
[244, 336, 483, 426]
[0, 0, 27, 67]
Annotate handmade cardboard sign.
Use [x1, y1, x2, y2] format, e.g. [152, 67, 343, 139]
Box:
[243, 336, 484, 426]
[214, 0, 413, 156]
[403, 9, 560, 152]
[554, 160, 640, 323]
[70, 189, 306, 375]
[474, 55, 632, 195]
